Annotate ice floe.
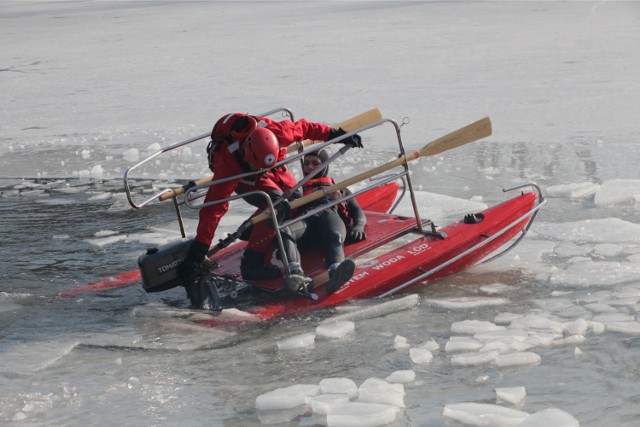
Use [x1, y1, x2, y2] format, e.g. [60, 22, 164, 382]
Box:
[316, 320, 355, 339]
[495, 386, 526, 408]
[547, 181, 599, 200]
[276, 332, 316, 350]
[255, 377, 403, 426]
[443, 402, 529, 426]
[409, 347, 434, 364]
[425, 296, 510, 309]
[385, 370, 416, 384]
[594, 178, 640, 206]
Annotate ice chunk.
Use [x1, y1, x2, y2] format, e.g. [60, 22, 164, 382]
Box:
[324, 402, 400, 427]
[518, 408, 579, 427]
[493, 352, 541, 368]
[255, 384, 320, 411]
[417, 339, 440, 352]
[494, 312, 523, 325]
[480, 283, 512, 294]
[0, 339, 79, 375]
[410, 347, 433, 364]
[496, 386, 526, 408]
[316, 320, 355, 338]
[509, 315, 565, 334]
[425, 296, 509, 309]
[393, 335, 410, 350]
[310, 394, 350, 415]
[551, 259, 640, 288]
[451, 351, 499, 367]
[322, 294, 419, 323]
[603, 321, 640, 335]
[554, 242, 591, 258]
[357, 378, 405, 408]
[563, 318, 589, 336]
[594, 243, 624, 257]
[123, 147, 139, 162]
[319, 378, 358, 399]
[594, 178, 640, 206]
[553, 334, 585, 346]
[277, 332, 315, 350]
[451, 320, 506, 335]
[536, 218, 640, 244]
[386, 370, 416, 384]
[547, 181, 599, 199]
[445, 336, 483, 353]
[443, 402, 529, 426]
[90, 164, 104, 178]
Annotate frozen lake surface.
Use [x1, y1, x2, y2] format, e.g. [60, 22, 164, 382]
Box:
[2, 1, 640, 426]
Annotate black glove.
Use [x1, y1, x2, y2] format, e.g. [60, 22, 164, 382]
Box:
[347, 223, 367, 243]
[328, 127, 363, 148]
[178, 240, 210, 283]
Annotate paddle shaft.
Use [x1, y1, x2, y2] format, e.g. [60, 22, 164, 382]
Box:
[158, 108, 382, 201]
[250, 116, 492, 225]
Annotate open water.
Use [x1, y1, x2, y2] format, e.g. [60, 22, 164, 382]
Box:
[2, 1, 640, 426]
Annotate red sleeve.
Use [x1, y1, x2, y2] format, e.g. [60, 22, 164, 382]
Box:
[194, 149, 241, 247]
[259, 116, 332, 148]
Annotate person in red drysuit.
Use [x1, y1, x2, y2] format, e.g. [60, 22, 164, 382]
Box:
[179, 112, 362, 308]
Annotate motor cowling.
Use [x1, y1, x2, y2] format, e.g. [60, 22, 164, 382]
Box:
[137, 239, 192, 293]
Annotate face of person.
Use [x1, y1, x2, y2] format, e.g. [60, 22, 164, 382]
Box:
[303, 155, 322, 176]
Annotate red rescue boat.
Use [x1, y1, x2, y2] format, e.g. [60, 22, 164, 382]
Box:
[118, 107, 544, 327]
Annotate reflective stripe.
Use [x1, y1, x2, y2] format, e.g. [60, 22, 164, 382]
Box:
[222, 113, 235, 125]
[228, 141, 240, 153]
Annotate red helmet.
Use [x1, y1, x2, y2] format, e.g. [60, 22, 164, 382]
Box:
[243, 127, 280, 169]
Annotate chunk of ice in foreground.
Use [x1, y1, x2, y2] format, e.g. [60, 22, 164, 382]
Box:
[357, 377, 405, 408]
[319, 378, 358, 399]
[325, 402, 400, 427]
[594, 178, 640, 206]
[425, 296, 509, 309]
[493, 352, 541, 368]
[451, 351, 499, 367]
[451, 320, 506, 334]
[316, 320, 355, 338]
[276, 332, 315, 350]
[322, 294, 419, 323]
[310, 394, 351, 415]
[445, 336, 483, 353]
[410, 347, 433, 364]
[386, 370, 416, 384]
[394, 335, 410, 350]
[255, 384, 320, 411]
[443, 402, 529, 426]
[518, 408, 579, 427]
[547, 181, 599, 199]
[495, 386, 526, 408]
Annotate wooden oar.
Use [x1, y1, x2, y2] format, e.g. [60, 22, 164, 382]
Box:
[250, 116, 492, 225]
[158, 108, 382, 201]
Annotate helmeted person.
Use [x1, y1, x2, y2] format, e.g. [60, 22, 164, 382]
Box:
[179, 112, 361, 308]
[289, 148, 367, 292]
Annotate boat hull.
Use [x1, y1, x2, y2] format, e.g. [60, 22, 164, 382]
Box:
[198, 191, 538, 326]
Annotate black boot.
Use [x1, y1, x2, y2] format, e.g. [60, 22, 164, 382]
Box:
[326, 259, 356, 294]
[240, 248, 281, 280]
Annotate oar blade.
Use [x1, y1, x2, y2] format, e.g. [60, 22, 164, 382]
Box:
[419, 117, 492, 158]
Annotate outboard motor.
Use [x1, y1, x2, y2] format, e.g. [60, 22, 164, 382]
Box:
[137, 239, 192, 293]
